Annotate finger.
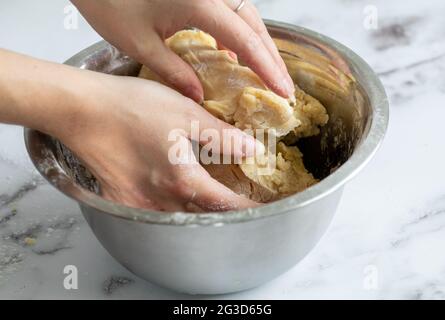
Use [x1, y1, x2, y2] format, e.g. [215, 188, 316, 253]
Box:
[175, 165, 259, 212]
[216, 40, 238, 61]
[192, 2, 294, 98]
[167, 97, 264, 159]
[137, 37, 204, 103]
[226, 0, 290, 78]
[192, 175, 259, 212]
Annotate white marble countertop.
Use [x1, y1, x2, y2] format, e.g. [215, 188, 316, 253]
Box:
[1, 0, 445, 299]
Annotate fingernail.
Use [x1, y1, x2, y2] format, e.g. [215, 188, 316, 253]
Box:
[185, 87, 203, 104]
[227, 50, 238, 61]
[283, 76, 295, 97]
[278, 58, 289, 74]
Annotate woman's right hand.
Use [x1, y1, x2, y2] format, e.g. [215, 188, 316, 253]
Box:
[56, 72, 261, 212]
[71, 0, 295, 102]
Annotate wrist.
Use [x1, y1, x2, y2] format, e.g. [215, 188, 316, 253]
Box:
[43, 68, 111, 143]
[0, 49, 105, 140]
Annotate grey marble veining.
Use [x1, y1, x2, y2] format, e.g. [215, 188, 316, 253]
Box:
[0, 0, 445, 299]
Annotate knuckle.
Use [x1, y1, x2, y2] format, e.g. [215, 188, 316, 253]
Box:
[249, 2, 262, 19]
[190, 0, 217, 18]
[254, 23, 268, 38]
[132, 40, 156, 64]
[164, 67, 190, 85]
[202, 0, 220, 10]
[165, 168, 195, 198]
[192, 1, 226, 30]
[172, 182, 193, 200]
[242, 30, 262, 59]
[205, 0, 219, 7]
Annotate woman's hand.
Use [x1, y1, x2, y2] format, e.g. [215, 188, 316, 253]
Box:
[61, 75, 261, 211]
[0, 49, 259, 212]
[71, 0, 295, 102]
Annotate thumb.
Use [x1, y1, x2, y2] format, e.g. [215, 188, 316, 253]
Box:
[139, 37, 204, 103]
[193, 108, 265, 161]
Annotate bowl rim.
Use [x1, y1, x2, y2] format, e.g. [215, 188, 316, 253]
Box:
[24, 20, 389, 226]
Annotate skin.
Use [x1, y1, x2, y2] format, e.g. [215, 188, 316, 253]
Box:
[71, 0, 295, 101]
[0, 0, 292, 212]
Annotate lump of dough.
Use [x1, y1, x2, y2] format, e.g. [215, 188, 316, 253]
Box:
[138, 29, 328, 204]
[240, 142, 317, 199]
[234, 87, 301, 137]
[204, 142, 317, 202]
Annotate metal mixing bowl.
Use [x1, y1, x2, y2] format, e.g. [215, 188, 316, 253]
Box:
[24, 21, 388, 294]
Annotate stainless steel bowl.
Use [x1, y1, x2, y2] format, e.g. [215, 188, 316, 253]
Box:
[24, 21, 388, 294]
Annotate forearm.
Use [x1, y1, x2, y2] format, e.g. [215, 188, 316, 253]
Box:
[0, 49, 103, 138]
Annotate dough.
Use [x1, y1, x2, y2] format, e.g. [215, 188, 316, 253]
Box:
[202, 163, 277, 203]
[140, 30, 300, 136]
[139, 30, 329, 203]
[281, 86, 330, 145]
[204, 142, 317, 202]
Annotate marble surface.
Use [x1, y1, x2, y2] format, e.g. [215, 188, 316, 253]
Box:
[1, 0, 445, 299]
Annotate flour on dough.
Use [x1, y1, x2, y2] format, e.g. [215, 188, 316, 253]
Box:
[139, 29, 329, 203]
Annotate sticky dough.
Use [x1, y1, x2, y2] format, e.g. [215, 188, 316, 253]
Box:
[139, 30, 329, 202]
